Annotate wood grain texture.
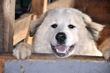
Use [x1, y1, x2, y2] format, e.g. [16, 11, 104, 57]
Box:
[74, 0, 110, 24]
[0, 0, 15, 52]
[13, 14, 32, 45]
[48, 0, 75, 10]
[0, 53, 105, 62]
[0, 59, 5, 73]
[32, 0, 48, 17]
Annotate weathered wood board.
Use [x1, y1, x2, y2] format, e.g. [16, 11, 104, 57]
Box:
[13, 14, 32, 45]
[0, 0, 15, 52]
[5, 60, 110, 73]
[0, 54, 109, 73]
[32, 0, 47, 17]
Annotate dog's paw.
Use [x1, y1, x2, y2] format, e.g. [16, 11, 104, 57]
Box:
[99, 38, 110, 61]
[103, 48, 110, 60]
[13, 42, 33, 59]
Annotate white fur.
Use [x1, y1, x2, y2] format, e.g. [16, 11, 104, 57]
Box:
[13, 42, 32, 59]
[13, 8, 104, 59]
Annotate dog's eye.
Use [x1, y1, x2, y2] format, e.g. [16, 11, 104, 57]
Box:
[51, 24, 57, 28]
[68, 24, 75, 29]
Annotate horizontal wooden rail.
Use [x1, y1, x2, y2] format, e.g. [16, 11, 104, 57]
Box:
[0, 53, 105, 62]
[0, 53, 107, 73]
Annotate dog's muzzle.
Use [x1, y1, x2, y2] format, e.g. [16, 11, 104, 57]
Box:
[51, 44, 75, 58]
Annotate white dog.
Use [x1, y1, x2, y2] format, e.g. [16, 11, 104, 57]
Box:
[13, 8, 106, 59]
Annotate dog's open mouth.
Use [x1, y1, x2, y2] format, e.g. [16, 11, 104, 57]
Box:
[51, 44, 75, 57]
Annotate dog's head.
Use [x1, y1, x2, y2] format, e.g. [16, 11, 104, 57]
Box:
[30, 8, 104, 58]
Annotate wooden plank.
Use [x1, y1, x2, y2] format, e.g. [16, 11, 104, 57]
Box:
[48, 0, 110, 24]
[0, 53, 105, 62]
[48, 0, 75, 10]
[0, 0, 15, 52]
[13, 14, 32, 45]
[31, 0, 48, 17]
[5, 60, 110, 73]
[26, 14, 38, 45]
[0, 59, 5, 73]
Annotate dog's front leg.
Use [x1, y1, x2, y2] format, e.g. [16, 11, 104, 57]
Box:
[13, 42, 33, 59]
[99, 38, 110, 60]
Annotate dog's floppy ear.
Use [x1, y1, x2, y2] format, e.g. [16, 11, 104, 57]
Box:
[82, 14, 105, 40]
[30, 12, 48, 36]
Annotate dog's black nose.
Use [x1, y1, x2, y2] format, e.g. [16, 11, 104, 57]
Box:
[56, 32, 66, 44]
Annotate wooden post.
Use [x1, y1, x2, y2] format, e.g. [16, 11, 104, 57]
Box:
[31, 0, 48, 17]
[29, 0, 48, 45]
[13, 14, 32, 45]
[0, 59, 5, 73]
[0, 0, 15, 53]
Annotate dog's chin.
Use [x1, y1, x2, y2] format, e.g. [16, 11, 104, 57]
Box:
[51, 44, 75, 58]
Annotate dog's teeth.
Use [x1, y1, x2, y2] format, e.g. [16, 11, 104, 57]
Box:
[56, 49, 66, 53]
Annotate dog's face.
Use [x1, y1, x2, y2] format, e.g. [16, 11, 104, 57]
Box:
[30, 8, 104, 58]
[48, 14, 79, 57]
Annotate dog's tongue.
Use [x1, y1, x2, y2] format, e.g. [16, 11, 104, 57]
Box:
[56, 45, 69, 53]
